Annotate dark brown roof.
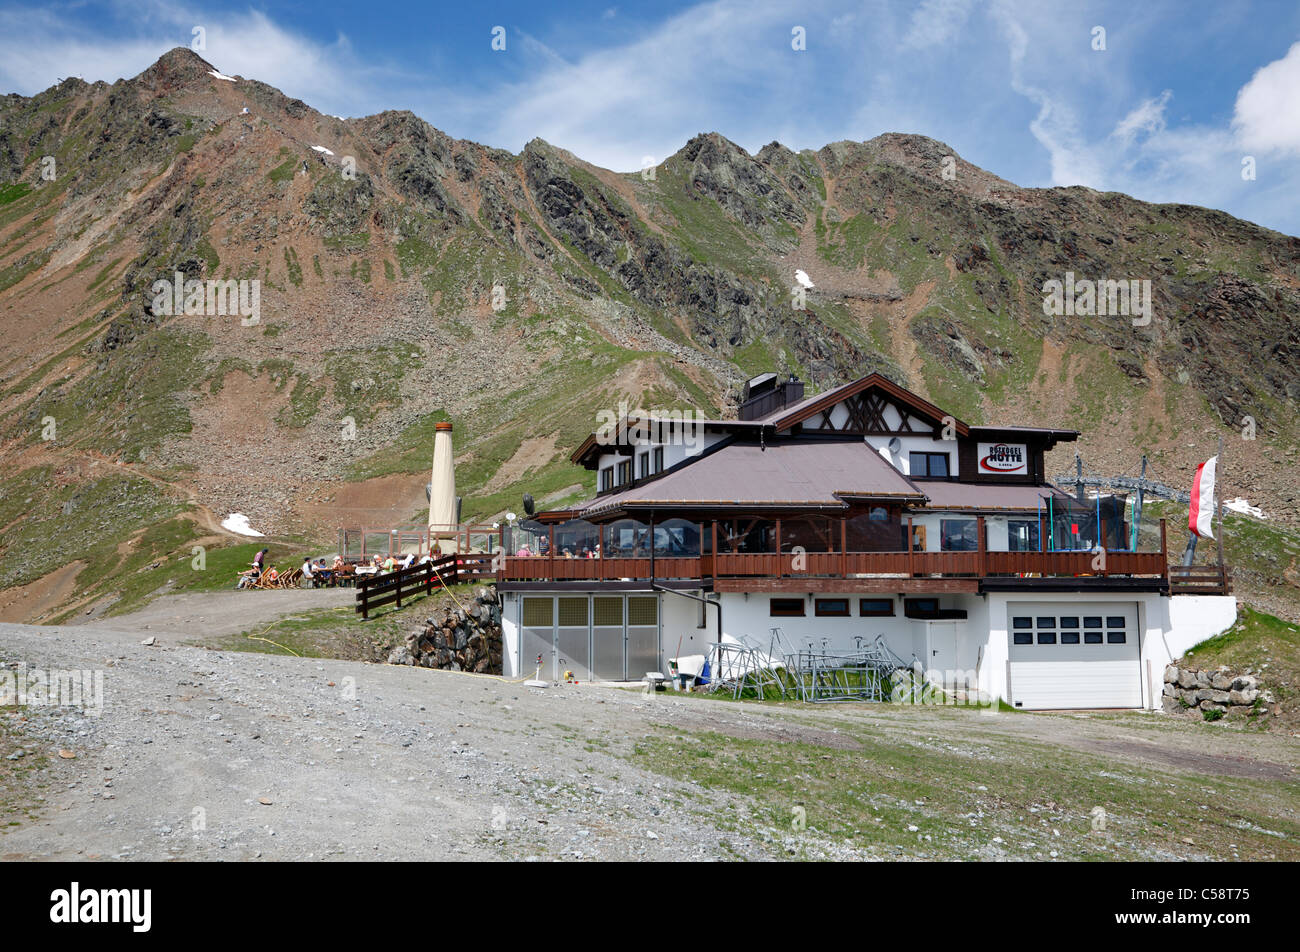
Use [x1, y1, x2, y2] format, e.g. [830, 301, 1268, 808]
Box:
[912, 480, 1072, 511]
[579, 440, 925, 516]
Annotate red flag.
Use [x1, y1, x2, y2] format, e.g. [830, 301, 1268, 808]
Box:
[1189, 456, 1217, 539]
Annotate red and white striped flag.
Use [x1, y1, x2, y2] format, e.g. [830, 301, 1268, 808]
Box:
[1189, 456, 1217, 539]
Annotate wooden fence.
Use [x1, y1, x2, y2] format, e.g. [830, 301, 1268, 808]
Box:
[354, 553, 497, 619]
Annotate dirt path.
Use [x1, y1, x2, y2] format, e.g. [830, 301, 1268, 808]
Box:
[64, 589, 355, 643]
[1, 620, 1296, 862]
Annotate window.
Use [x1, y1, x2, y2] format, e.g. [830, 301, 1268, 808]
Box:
[868, 506, 889, 521]
[1083, 616, 1103, 629]
[1008, 520, 1040, 552]
[1036, 616, 1056, 629]
[522, 597, 553, 627]
[1060, 616, 1079, 629]
[859, 598, 894, 617]
[909, 451, 950, 478]
[770, 598, 805, 617]
[1013, 631, 1033, 645]
[616, 460, 632, 486]
[941, 519, 978, 551]
[628, 596, 658, 626]
[815, 598, 850, 617]
[1107, 631, 1127, 644]
[1061, 631, 1080, 644]
[1084, 631, 1103, 644]
[1106, 616, 1126, 629]
[1037, 631, 1057, 644]
[637, 452, 650, 478]
[653, 447, 664, 473]
[1012, 616, 1033, 629]
[599, 467, 614, 492]
[557, 597, 588, 627]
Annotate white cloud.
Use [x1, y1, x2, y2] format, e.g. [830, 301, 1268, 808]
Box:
[1111, 89, 1172, 147]
[901, 0, 975, 50]
[1232, 39, 1300, 155]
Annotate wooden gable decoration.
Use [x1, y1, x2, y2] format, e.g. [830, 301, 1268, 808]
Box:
[778, 373, 968, 437]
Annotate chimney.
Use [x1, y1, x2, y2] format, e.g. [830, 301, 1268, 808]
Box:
[739, 372, 804, 421]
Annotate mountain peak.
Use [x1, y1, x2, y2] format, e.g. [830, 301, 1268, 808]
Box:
[132, 47, 221, 93]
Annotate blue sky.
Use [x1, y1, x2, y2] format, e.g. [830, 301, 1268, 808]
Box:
[2, 0, 1299, 235]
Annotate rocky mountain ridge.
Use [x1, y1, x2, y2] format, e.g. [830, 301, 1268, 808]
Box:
[1, 48, 1297, 620]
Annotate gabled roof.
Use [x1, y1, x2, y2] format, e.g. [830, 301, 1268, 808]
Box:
[760, 373, 969, 435]
[578, 440, 926, 517]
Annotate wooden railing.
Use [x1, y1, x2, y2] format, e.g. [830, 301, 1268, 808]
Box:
[488, 517, 1202, 590]
[1169, 564, 1233, 596]
[355, 553, 497, 619]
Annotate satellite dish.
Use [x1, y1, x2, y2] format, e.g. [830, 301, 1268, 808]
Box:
[523, 493, 535, 516]
[888, 437, 902, 455]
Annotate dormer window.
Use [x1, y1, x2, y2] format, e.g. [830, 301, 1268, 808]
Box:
[599, 467, 614, 492]
[638, 451, 650, 478]
[616, 460, 632, 486]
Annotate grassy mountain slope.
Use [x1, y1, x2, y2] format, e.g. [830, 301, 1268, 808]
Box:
[0, 48, 1297, 622]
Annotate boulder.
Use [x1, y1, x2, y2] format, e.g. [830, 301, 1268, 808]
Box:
[1163, 665, 1179, 684]
[1228, 688, 1258, 706]
[1177, 670, 1198, 689]
[1162, 682, 1178, 698]
[1161, 696, 1184, 714]
[1208, 689, 1231, 704]
[1231, 674, 1258, 692]
[1210, 672, 1234, 690]
[1199, 700, 1228, 712]
[1195, 670, 1211, 688]
[386, 647, 415, 666]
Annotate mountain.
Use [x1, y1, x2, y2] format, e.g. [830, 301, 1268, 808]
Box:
[1, 48, 1298, 623]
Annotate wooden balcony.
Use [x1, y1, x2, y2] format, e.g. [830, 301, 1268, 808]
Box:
[498, 517, 1185, 592]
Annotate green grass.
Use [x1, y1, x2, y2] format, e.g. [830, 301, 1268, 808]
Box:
[626, 710, 1300, 860]
[284, 246, 303, 286]
[14, 329, 208, 462]
[217, 582, 480, 658]
[0, 182, 34, 206]
[268, 158, 296, 183]
[1182, 606, 1298, 723]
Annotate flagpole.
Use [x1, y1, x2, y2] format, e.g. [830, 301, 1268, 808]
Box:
[1215, 434, 1226, 582]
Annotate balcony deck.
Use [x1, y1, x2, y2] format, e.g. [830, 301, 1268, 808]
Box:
[498, 517, 1194, 593]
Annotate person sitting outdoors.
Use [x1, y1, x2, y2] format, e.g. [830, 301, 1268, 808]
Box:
[383, 554, 397, 573]
[516, 543, 533, 557]
[401, 552, 416, 570]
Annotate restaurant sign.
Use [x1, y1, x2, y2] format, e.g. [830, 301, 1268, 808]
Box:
[977, 442, 1028, 475]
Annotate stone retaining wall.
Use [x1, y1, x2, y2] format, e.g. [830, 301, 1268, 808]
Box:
[386, 586, 503, 674]
[1161, 664, 1271, 717]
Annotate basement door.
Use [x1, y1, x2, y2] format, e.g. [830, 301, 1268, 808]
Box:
[1007, 602, 1141, 710]
[520, 594, 659, 682]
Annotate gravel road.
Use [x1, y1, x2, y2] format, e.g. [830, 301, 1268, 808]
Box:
[66, 589, 355, 643]
[3, 617, 1297, 862]
[0, 620, 775, 861]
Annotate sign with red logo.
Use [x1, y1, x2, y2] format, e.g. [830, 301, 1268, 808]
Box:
[977, 441, 1028, 475]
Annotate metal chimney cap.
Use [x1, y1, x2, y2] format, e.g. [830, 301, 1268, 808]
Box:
[435, 422, 453, 432]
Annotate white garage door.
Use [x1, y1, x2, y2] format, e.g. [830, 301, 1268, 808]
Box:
[1007, 602, 1141, 710]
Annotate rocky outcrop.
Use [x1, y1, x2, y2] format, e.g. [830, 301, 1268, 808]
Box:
[387, 587, 502, 675]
